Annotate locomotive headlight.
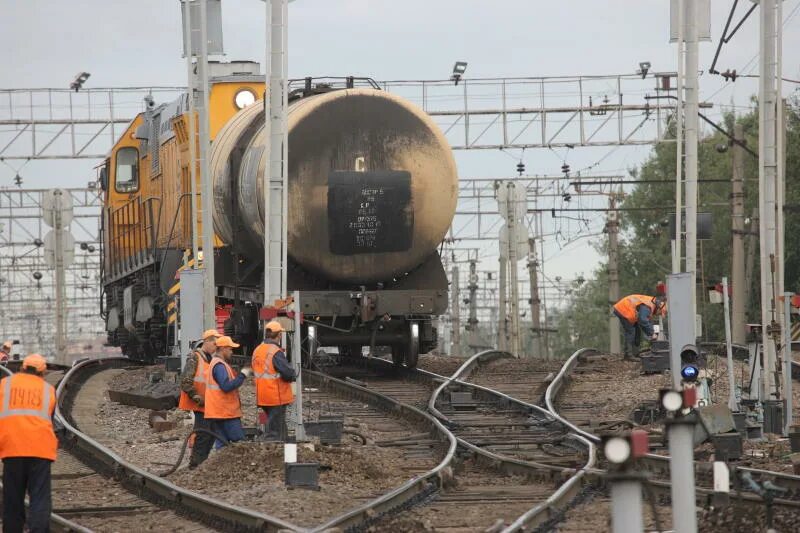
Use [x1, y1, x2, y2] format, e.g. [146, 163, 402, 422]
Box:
[234, 89, 256, 109]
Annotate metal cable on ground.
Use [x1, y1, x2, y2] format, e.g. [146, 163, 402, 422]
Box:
[158, 428, 230, 477]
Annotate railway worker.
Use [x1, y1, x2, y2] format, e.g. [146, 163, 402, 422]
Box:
[178, 329, 220, 469]
[612, 294, 666, 359]
[252, 321, 297, 441]
[0, 341, 11, 363]
[205, 336, 251, 445]
[0, 354, 57, 533]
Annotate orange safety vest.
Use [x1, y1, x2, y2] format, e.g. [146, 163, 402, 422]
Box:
[252, 342, 294, 407]
[613, 294, 657, 324]
[204, 357, 242, 420]
[0, 373, 57, 461]
[178, 350, 209, 413]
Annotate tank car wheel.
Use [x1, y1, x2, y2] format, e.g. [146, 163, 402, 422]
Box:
[391, 345, 405, 366]
[406, 321, 420, 369]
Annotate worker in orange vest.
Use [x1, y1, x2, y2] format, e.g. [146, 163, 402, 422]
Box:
[0, 341, 11, 363]
[178, 329, 220, 468]
[612, 294, 666, 359]
[0, 354, 57, 533]
[252, 321, 296, 441]
[205, 336, 251, 445]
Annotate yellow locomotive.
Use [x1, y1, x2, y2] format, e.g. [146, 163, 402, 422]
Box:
[100, 63, 458, 367]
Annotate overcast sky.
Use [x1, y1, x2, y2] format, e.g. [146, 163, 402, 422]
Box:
[2, 0, 799, 303]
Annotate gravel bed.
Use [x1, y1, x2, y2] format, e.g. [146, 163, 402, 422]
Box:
[555, 489, 672, 532]
[77, 366, 443, 528]
[168, 441, 420, 527]
[415, 354, 468, 377]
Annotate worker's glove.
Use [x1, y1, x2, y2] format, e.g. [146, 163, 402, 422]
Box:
[650, 333, 658, 341]
[240, 367, 253, 378]
[290, 382, 297, 394]
[192, 395, 204, 407]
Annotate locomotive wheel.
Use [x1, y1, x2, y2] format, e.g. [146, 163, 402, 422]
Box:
[393, 322, 420, 368]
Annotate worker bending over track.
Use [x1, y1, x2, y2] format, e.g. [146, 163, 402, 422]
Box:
[205, 336, 251, 445]
[612, 294, 666, 359]
[252, 321, 297, 441]
[0, 354, 57, 533]
[178, 329, 220, 468]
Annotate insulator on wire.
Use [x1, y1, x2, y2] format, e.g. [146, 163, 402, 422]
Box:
[561, 163, 570, 175]
[516, 162, 525, 176]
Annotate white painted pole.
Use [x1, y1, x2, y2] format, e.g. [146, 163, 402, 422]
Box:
[182, 0, 200, 267]
[684, 0, 699, 322]
[672, 0, 684, 275]
[759, 0, 779, 399]
[198, 0, 216, 329]
[264, 0, 288, 306]
[722, 277, 737, 411]
[784, 292, 793, 436]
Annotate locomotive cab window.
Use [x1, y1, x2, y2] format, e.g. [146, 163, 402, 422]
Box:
[115, 147, 139, 193]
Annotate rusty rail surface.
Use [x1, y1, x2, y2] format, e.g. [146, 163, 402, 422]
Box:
[303, 368, 457, 532]
[425, 350, 597, 532]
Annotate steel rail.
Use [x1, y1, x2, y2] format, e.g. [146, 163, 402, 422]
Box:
[423, 350, 597, 531]
[303, 368, 457, 533]
[54, 357, 302, 532]
[546, 347, 800, 505]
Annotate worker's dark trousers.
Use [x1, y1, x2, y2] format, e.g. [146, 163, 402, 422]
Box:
[2, 457, 52, 533]
[189, 410, 214, 467]
[614, 310, 642, 357]
[262, 405, 288, 441]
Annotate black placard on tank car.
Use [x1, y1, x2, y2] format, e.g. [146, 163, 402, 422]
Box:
[328, 170, 414, 255]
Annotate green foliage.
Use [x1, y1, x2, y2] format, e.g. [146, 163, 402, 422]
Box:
[549, 99, 800, 357]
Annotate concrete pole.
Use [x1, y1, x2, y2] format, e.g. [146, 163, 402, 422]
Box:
[264, 0, 288, 306]
[776, 0, 785, 346]
[759, 0, 779, 398]
[684, 0, 699, 324]
[197, 0, 216, 329]
[467, 260, 479, 349]
[668, 420, 698, 533]
[507, 184, 521, 358]
[451, 265, 461, 356]
[498, 254, 508, 352]
[722, 277, 737, 411]
[610, 474, 644, 533]
[608, 195, 621, 356]
[53, 197, 67, 361]
[673, 0, 685, 275]
[182, 0, 200, 267]
[731, 123, 746, 345]
[527, 237, 542, 357]
[289, 290, 305, 440]
[783, 292, 793, 436]
[538, 212, 550, 359]
[745, 207, 759, 313]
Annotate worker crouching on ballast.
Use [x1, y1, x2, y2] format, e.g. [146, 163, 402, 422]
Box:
[0, 354, 57, 533]
[178, 329, 220, 469]
[252, 321, 296, 442]
[204, 336, 251, 445]
[612, 294, 666, 360]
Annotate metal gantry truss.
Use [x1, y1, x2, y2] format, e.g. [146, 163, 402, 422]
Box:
[0, 73, 677, 160]
[0, 187, 105, 356]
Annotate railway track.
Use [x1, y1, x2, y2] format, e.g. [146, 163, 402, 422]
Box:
[55, 357, 299, 532]
[317, 352, 595, 531]
[547, 348, 800, 513]
[54, 357, 460, 532]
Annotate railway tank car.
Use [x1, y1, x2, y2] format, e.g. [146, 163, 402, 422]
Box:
[100, 65, 457, 368]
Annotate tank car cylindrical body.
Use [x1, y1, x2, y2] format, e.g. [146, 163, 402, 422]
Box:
[211, 88, 458, 284]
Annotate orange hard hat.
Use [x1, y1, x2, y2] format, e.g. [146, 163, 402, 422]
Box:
[201, 329, 221, 341]
[215, 336, 240, 348]
[22, 354, 47, 373]
[265, 321, 285, 333]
